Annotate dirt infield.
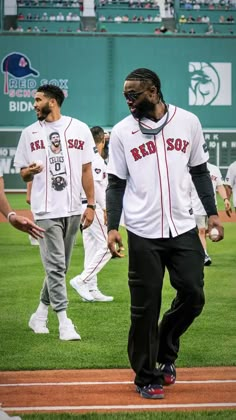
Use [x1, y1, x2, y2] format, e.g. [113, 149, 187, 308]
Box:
[0, 367, 236, 415]
[1, 211, 235, 415]
[0, 210, 236, 224]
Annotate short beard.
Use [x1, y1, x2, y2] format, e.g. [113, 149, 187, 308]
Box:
[38, 103, 51, 121]
[131, 99, 155, 120]
[52, 141, 60, 148]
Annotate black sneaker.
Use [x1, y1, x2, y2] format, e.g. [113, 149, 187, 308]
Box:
[158, 363, 176, 386]
[136, 383, 164, 399]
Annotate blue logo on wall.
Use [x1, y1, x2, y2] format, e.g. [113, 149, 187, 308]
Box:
[1, 52, 39, 94]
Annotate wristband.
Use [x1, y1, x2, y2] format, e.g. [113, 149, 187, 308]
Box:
[7, 211, 16, 221]
[224, 198, 229, 201]
[87, 204, 96, 210]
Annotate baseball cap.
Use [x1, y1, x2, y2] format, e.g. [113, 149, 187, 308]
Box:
[2, 52, 39, 77]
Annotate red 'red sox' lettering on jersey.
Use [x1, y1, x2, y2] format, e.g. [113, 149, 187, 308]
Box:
[30, 138, 85, 152]
[166, 138, 189, 153]
[130, 141, 156, 161]
[68, 139, 84, 150]
[30, 140, 45, 152]
[130, 138, 190, 161]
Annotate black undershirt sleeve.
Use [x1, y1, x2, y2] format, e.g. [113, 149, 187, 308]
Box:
[189, 162, 218, 217]
[106, 174, 126, 232]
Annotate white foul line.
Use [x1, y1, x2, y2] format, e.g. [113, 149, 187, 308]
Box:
[4, 402, 236, 413]
[0, 379, 236, 387]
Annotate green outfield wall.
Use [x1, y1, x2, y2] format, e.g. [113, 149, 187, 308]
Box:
[0, 33, 235, 128]
[0, 33, 235, 189]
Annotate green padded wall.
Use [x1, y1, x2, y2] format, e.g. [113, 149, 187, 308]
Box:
[0, 33, 236, 189]
[0, 33, 235, 128]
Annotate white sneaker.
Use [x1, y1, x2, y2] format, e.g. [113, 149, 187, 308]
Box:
[28, 313, 49, 334]
[70, 276, 94, 302]
[204, 255, 212, 266]
[89, 289, 114, 302]
[59, 318, 81, 341]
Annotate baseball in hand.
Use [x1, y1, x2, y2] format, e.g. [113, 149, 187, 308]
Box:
[209, 227, 219, 241]
[34, 160, 43, 168]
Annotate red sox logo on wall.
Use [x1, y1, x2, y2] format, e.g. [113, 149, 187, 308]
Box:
[1, 52, 39, 96]
[1, 51, 69, 112]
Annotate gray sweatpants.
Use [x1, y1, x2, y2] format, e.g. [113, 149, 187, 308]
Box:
[36, 216, 81, 312]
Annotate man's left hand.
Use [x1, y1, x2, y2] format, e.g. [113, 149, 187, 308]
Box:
[207, 215, 224, 242]
[80, 207, 95, 230]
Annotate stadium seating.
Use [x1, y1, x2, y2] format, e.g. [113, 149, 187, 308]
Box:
[95, 0, 162, 33]
[15, 0, 83, 32]
[3, 0, 236, 34]
[176, 0, 236, 35]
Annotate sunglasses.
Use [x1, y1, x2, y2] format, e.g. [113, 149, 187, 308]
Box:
[139, 110, 169, 135]
[123, 90, 146, 101]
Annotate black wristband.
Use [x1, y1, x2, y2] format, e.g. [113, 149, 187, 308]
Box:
[87, 204, 96, 210]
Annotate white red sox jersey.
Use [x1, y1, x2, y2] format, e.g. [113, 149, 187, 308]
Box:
[107, 104, 209, 238]
[81, 147, 107, 210]
[190, 162, 224, 216]
[14, 115, 94, 219]
[80, 147, 110, 286]
[91, 148, 107, 210]
[225, 160, 236, 207]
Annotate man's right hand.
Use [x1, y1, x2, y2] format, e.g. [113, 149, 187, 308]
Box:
[21, 162, 44, 182]
[224, 198, 232, 217]
[29, 161, 44, 175]
[107, 229, 125, 258]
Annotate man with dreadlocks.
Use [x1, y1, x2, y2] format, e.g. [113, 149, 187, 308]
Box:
[106, 68, 224, 399]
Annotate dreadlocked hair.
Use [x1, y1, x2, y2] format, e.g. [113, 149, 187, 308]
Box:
[125, 68, 165, 102]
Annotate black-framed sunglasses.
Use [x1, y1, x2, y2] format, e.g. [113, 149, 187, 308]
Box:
[123, 90, 146, 101]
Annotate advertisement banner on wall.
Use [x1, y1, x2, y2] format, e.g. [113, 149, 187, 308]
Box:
[188, 62, 232, 107]
[0, 36, 109, 127]
[1, 50, 69, 126]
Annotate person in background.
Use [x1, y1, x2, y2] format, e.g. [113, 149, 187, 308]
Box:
[191, 161, 231, 266]
[106, 68, 224, 400]
[225, 160, 236, 212]
[14, 84, 95, 341]
[0, 168, 44, 239]
[70, 126, 115, 302]
[102, 130, 110, 162]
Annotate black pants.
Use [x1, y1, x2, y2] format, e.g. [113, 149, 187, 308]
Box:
[127, 227, 205, 387]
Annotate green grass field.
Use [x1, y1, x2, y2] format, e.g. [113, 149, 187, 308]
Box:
[1, 193, 236, 419]
[16, 412, 236, 420]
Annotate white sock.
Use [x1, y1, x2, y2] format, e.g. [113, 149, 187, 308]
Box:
[57, 310, 69, 325]
[35, 302, 49, 318]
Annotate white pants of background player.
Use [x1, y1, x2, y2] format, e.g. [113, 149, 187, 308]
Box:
[80, 206, 112, 291]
